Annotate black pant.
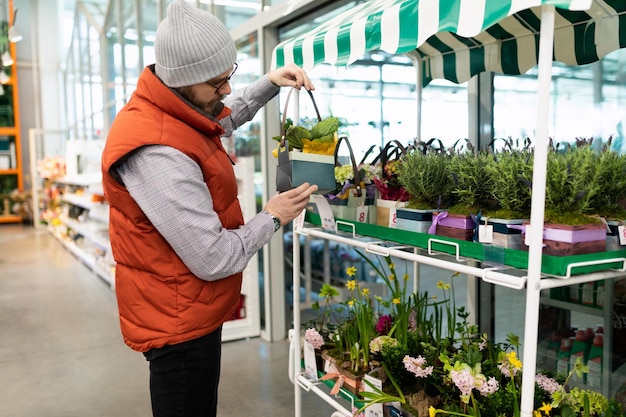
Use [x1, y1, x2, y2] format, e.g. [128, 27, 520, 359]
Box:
[143, 327, 222, 417]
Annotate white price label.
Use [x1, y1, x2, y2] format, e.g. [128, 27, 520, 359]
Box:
[356, 205, 369, 223]
[619, 225, 626, 246]
[294, 208, 306, 231]
[388, 207, 398, 228]
[310, 195, 336, 232]
[479, 224, 493, 243]
[363, 374, 384, 417]
[303, 340, 318, 381]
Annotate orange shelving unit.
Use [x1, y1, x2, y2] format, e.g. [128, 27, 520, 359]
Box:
[0, 0, 22, 223]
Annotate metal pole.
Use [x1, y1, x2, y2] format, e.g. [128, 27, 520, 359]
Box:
[519, 6, 555, 417]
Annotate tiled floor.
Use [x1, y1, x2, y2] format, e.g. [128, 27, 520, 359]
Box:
[0, 224, 338, 417]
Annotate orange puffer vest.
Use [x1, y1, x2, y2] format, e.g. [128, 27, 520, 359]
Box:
[101, 66, 243, 352]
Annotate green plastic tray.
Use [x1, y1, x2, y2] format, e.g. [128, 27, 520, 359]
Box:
[303, 213, 626, 277]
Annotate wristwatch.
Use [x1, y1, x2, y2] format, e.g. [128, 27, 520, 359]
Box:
[262, 210, 281, 232]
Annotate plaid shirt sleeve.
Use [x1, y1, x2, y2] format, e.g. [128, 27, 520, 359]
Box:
[220, 75, 280, 137]
[115, 145, 276, 281]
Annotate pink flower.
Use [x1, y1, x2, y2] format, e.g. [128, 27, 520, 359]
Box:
[477, 376, 499, 396]
[450, 368, 474, 399]
[535, 374, 560, 394]
[403, 355, 434, 378]
[305, 328, 324, 350]
[352, 406, 365, 417]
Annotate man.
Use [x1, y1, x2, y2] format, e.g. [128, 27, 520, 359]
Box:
[101, 1, 318, 416]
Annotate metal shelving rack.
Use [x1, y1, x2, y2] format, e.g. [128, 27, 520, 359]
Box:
[289, 223, 626, 417]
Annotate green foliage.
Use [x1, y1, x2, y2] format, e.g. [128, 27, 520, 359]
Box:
[592, 145, 626, 218]
[545, 145, 602, 219]
[398, 150, 454, 208]
[272, 116, 339, 150]
[483, 148, 533, 218]
[449, 150, 495, 210]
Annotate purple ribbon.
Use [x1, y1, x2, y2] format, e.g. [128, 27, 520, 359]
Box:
[439, 215, 475, 229]
[428, 211, 448, 234]
[429, 212, 477, 234]
[507, 224, 605, 243]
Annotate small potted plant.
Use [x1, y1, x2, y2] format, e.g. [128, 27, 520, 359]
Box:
[372, 140, 410, 228]
[589, 136, 626, 251]
[395, 141, 453, 235]
[535, 138, 607, 256]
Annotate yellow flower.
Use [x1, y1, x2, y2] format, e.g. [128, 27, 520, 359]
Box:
[392, 298, 400, 305]
[436, 280, 450, 290]
[509, 351, 522, 370]
[539, 402, 552, 415]
[389, 274, 396, 281]
[534, 411, 542, 417]
[348, 300, 354, 307]
[346, 280, 357, 291]
[389, 262, 395, 269]
[346, 266, 357, 277]
[403, 273, 409, 281]
[429, 407, 437, 417]
[361, 287, 370, 296]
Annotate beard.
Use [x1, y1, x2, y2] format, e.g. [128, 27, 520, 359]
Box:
[177, 86, 223, 117]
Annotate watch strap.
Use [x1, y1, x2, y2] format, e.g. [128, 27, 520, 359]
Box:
[262, 210, 281, 232]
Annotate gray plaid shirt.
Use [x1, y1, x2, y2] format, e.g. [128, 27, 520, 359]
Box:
[115, 76, 279, 281]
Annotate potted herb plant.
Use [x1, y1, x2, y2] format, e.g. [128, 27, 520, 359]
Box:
[395, 142, 453, 235]
[537, 139, 607, 256]
[482, 138, 534, 249]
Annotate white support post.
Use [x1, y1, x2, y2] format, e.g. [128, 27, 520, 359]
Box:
[519, 5, 555, 417]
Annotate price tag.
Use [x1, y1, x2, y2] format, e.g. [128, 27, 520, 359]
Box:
[479, 224, 493, 243]
[303, 340, 318, 381]
[294, 208, 306, 231]
[356, 204, 369, 223]
[363, 374, 383, 417]
[310, 195, 336, 232]
[619, 225, 626, 246]
[388, 207, 397, 228]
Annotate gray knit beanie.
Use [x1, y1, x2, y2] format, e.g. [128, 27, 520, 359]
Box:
[155, 0, 237, 88]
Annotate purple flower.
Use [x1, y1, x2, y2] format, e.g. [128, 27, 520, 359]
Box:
[375, 314, 393, 334]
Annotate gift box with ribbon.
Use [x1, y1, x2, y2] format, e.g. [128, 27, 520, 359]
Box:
[429, 211, 475, 241]
[521, 222, 607, 256]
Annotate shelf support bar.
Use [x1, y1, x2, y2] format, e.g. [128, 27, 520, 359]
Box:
[520, 5, 555, 417]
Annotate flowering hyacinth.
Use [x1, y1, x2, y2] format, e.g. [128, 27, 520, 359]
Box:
[403, 355, 434, 378]
[305, 328, 325, 350]
[369, 335, 398, 354]
[375, 314, 392, 334]
[449, 367, 475, 402]
[535, 373, 561, 395]
[476, 376, 499, 396]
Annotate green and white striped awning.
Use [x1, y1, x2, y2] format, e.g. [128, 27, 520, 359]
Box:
[272, 0, 626, 86]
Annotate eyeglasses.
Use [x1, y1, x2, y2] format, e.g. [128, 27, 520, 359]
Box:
[207, 63, 238, 93]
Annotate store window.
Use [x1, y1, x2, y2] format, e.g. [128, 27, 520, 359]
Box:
[493, 48, 626, 151]
[64, 1, 106, 140]
[421, 79, 469, 148]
